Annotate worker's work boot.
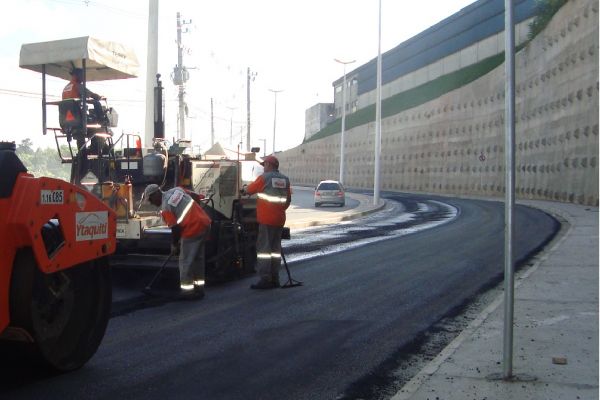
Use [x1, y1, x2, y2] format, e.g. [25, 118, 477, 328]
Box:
[250, 279, 277, 290]
[177, 284, 204, 300]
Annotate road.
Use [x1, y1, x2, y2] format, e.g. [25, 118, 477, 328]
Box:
[285, 187, 360, 226]
[1, 192, 558, 400]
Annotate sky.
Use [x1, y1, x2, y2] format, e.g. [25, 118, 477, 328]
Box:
[0, 0, 477, 154]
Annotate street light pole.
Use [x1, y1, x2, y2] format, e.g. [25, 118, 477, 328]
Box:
[503, 0, 516, 380]
[334, 58, 355, 186]
[374, 0, 382, 205]
[269, 88, 283, 154]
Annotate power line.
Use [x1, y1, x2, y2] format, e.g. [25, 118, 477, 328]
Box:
[0, 88, 60, 100]
[46, 0, 143, 19]
[0, 87, 147, 104]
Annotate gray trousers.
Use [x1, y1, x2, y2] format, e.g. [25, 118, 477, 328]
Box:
[256, 224, 283, 282]
[179, 230, 208, 289]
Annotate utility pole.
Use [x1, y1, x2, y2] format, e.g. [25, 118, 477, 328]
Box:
[246, 67, 257, 152]
[172, 12, 191, 141]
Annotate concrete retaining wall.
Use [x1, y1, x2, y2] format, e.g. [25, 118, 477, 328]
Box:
[280, 0, 599, 206]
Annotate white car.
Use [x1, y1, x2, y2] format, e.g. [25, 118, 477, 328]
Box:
[314, 180, 345, 207]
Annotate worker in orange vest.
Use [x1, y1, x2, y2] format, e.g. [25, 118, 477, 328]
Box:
[243, 155, 292, 289]
[143, 184, 212, 300]
[62, 68, 105, 125]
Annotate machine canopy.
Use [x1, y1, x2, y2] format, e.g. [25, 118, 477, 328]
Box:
[19, 36, 139, 81]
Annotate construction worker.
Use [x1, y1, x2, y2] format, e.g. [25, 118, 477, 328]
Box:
[143, 184, 212, 300]
[62, 68, 105, 125]
[242, 155, 292, 289]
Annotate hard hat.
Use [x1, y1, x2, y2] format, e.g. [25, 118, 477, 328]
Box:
[70, 68, 84, 81]
[143, 184, 161, 202]
[261, 155, 279, 169]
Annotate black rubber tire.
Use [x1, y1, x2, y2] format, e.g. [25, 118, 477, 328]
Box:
[8, 249, 112, 372]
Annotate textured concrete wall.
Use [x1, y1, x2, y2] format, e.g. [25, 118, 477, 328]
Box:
[280, 0, 599, 206]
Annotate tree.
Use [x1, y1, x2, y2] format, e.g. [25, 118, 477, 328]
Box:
[17, 138, 34, 155]
[15, 138, 70, 180]
[528, 0, 567, 40]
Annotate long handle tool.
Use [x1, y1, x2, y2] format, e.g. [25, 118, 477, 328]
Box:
[281, 250, 302, 288]
[142, 253, 173, 294]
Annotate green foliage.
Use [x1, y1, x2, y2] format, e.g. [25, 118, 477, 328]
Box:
[15, 139, 71, 181]
[528, 0, 567, 40]
[17, 138, 34, 155]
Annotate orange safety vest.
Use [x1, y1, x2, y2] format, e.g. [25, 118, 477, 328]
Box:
[160, 188, 211, 238]
[62, 78, 81, 100]
[246, 171, 291, 227]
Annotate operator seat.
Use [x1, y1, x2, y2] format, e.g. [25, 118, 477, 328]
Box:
[0, 143, 28, 199]
[59, 99, 112, 155]
[58, 98, 84, 142]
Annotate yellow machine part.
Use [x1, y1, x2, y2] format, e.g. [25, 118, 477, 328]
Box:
[102, 181, 133, 218]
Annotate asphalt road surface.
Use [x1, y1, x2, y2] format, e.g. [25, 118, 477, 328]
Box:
[1, 193, 558, 400]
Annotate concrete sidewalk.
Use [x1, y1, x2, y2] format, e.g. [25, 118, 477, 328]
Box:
[393, 200, 599, 400]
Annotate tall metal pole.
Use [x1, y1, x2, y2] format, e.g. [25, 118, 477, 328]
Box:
[503, 0, 516, 380]
[335, 58, 356, 186]
[210, 98, 215, 147]
[42, 64, 46, 136]
[246, 68, 257, 152]
[269, 89, 283, 154]
[247, 68, 251, 152]
[226, 106, 236, 146]
[176, 12, 185, 140]
[145, 0, 159, 147]
[373, 0, 382, 205]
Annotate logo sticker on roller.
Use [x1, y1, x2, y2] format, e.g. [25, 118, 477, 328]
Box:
[76, 211, 108, 241]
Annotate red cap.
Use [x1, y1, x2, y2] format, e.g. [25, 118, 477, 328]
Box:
[261, 155, 279, 169]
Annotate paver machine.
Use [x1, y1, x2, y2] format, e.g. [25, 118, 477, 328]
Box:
[0, 141, 116, 371]
[19, 36, 261, 283]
